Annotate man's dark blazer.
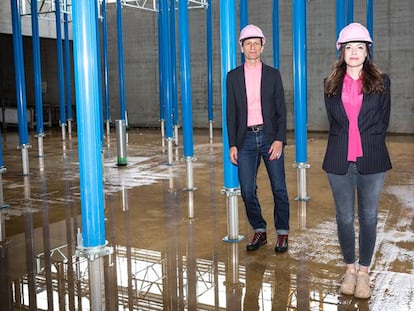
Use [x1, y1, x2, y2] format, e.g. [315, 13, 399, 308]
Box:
[322, 74, 392, 175]
[226, 63, 287, 150]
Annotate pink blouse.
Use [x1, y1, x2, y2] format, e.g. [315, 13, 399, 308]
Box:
[244, 62, 263, 126]
[342, 73, 363, 162]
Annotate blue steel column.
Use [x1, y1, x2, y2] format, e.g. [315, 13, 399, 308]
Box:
[72, 1, 112, 308]
[31, 0, 45, 157]
[220, 0, 242, 242]
[336, 0, 346, 42]
[178, 0, 196, 218]
[207, 0, 213, 142]
[10, 0, 30, 175]
[72, 0, 106, 250]
[55, 0, 66, 140]
[102, 0, 111, 136]
[347, 0, 354, 24]
[292, 0, 310, 201]
[272, 0, 280, 69]
[64, 4, 73, 135]
[116, 0, 127, 121]
[366, 0, 374, 57]
[239, 0, 248, 64]
[157, 10, 166, 148]
[94, 0, 104, 142]
[169, 0, 179, 146]
[160, 0, 174, 165]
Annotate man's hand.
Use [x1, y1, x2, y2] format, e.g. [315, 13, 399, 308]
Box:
[229, 146, 238, 165]
[269, 140, 283, 160]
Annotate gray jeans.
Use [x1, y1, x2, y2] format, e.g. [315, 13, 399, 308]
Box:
[327, 162, 386, 267]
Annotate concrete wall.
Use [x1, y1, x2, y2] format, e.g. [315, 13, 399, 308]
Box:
[0, 0, 413, 133]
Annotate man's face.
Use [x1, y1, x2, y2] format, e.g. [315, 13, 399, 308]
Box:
[241, 38, 264, 61]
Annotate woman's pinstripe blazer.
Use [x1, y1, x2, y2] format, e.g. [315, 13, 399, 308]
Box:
[322, 74, 392, 175]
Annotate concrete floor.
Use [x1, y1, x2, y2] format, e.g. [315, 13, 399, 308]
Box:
[0, 127, 412, 310]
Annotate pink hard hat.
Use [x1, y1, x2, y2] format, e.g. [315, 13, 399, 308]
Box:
[336, 22, 372, 50]
[239, 24, 266, 45]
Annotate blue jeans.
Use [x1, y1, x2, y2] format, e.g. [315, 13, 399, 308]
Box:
[327, 162, 386, 267]
[238, 130, 290, 235]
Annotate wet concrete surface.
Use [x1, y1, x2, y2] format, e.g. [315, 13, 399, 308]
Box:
[0, 127, 412, 310]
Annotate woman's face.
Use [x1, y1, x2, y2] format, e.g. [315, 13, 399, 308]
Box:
[343, 42, 368, 69]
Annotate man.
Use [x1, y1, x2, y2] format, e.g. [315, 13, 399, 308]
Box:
[226, 24, 290, 252]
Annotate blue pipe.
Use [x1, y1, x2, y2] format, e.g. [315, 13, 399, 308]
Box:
[102, 0, 111, 123]
[239, 0, 248, 64]
[10, 0, 29, 145]
[169, 0, 179, 128]
[31, 0, 44, 135]
[116, 0, 126, 121]
[72, 0, 106, 248]
[64, 7, 72, 122]
[336, 0, 346, 41]
[160, 0, 173, 139]
[292, 0, 308, 163]
[178, 0, 194, 157]
[94, 0, 104, 141]
[272, 0, 280, 69]
[157, 10, 165, 121]
[366, 0, 374, 57]
[346, 0, 354, 24]
[206, 0, 213, 122]
[220, 0, 238, 189]
[55, 0, 66, 126]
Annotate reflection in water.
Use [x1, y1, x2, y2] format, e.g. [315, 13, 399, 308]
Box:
[1, 130, 411, 310]
[225, 243, 243, 311]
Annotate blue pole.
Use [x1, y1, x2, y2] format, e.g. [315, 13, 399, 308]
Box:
[157, 10, 165, 122]
[55, 0, 66, 126]
[336, 0, 347, 41]
[239, 0, 248, 64]
[292, 0, 307, 163]
[272, 0, 280, 69]
[169, 0, 179, 129]
[116, 0, 126, 121]
[366, 0, 374, 57]
[102, 0, 111, 123]
[95, 0, 104, 141]
[160, 0, 173, 139]
[178, 0, 194, 157]
[72, 0, 106, 248]
[64, 6, 72, 122]
[207, 0, 213, 123]
[31, 0, 44, 135]
[220, 0, 238, 189]
[346, 0, 354, 24]
[10, 0, 29, 145]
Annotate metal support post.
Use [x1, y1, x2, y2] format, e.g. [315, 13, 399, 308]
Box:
[167, 137, 173, 165]
[222, 188, 243, 242]
[115, 119, 127, 166]
[209, 121, 213, 143]
[36, 133, 45, 158]
[293, 162, 310, 201]
[18, 144, 31, 176]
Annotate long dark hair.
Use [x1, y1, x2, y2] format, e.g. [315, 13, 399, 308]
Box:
[324, 43, 386, 97]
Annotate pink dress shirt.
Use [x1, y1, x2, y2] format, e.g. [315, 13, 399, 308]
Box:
[342, 73, 363, 162]
[244, 62, 263, 126]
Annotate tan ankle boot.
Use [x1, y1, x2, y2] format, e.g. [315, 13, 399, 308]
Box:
[340, 269, 357, 295]
[355, 271, 371, 299]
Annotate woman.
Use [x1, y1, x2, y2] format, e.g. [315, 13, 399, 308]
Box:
[323, 23, 392, 299]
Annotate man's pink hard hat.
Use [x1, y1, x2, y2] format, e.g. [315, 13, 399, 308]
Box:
[239, 24, 266, 46]
[336, 22, 372, 50]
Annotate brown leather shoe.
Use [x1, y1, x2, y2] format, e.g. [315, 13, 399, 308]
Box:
[246, 232, 267, 251]
[275, 234, 288, 253]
